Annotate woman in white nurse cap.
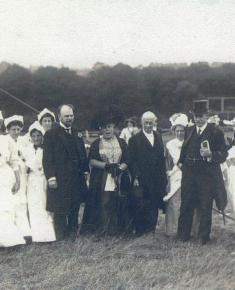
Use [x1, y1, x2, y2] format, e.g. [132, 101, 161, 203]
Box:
[4, 115, 24, 141]
[25, 121, 56, 243]
[37, 108, 56, 132]
[164, 113, 188, 235]
[4, 115, 33, 240]
[164, 113, 199, 237]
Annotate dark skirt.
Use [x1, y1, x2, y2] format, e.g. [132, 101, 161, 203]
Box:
[81, 171, 132, 236]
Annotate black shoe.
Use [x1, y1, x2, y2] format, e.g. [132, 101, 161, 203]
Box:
[177, 235, 191, 242]
[201, 237, 211, 245]
[69, 231, 78, 242]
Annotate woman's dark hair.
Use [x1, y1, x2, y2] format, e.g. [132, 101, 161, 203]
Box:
[7, 121, 23, 130]
[92, 105, 123, 130]
[124, 118, 136, 127]
[39, 113, 55, 124]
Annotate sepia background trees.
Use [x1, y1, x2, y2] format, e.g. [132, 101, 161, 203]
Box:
[1, 61, 235, 129]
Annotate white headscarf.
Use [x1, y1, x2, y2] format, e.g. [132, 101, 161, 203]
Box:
[208, 115, 220, 126]
[4, 115, 23, 128]
[37, 108, 55, 123]
[169, 113, 188, 129]
[28, 121, 45, 136]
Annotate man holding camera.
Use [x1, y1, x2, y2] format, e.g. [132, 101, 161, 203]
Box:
[177, 105, 228, 245]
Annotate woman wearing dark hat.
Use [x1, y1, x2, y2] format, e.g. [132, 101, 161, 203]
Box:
[120, 118, 139, 144]
[81, 112, 131, 235]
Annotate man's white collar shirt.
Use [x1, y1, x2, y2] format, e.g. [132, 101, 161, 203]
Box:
[60, 122, 71, 134]
[196, 122, 207, 135]
[143, 130, 154, 146]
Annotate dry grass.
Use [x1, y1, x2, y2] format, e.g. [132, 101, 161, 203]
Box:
[0, 212, 235, 290]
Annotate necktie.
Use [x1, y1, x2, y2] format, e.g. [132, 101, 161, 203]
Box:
[197, 128, 201, 136]
[65, 128, 71, 134]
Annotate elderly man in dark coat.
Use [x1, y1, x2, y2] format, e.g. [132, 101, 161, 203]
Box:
[177, 106, 228, 245]
[43, 104, 89, 240]
[128, 111, 167, 236]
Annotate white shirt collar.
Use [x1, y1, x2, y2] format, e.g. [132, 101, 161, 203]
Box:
[196, 122, 207, 134]
[143, 130, 154, 146]
[60, 122, 71, 130]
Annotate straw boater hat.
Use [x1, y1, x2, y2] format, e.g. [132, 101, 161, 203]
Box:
[37, 108, 56, 123]
[4, 115, 24, 128]
[28, 121, 45, 136]
[169, 113, 188, 129]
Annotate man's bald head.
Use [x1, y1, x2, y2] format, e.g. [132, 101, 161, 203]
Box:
[58, 104, 75, 127]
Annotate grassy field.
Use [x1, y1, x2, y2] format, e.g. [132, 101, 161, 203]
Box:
[1, 211, 235, 290]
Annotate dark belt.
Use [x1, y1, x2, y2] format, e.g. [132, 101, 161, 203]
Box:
[186, 157, 202, 162]
[184, 157, 204, 166]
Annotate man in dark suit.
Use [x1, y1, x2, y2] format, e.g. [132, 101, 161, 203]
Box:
[43, 104, 89, 241]
[128, 111, 167, 236]
[177, 107, 228, 244]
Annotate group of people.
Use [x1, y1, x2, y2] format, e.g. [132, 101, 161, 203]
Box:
[0, 103, 234, 248]
[0, 108, 56, 247]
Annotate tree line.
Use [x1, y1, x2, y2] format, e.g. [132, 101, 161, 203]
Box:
[0, 62, 235, 129]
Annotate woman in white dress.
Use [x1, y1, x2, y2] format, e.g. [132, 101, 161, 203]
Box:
[25, 121, 56, 242]
[120, 118, 139, 144]
[4, 115, 31, 240]
[0, 134, 25, 247]
[224, 146, 235, 214]
[0, 110, 4, 135]
[164, 113, 199, 236]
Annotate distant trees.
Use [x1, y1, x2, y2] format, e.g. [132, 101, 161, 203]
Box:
[0, 62, 235, 129]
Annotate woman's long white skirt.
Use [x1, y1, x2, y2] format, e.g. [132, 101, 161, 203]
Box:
[13, 165, 31, 237]
[165, 167, 199, 236]
[27, 172, 56, 242]
[227, 165, 235, 213]
[0, 164, 25, 247]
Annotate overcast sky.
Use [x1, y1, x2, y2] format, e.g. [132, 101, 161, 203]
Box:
[0, 0, 235, 68]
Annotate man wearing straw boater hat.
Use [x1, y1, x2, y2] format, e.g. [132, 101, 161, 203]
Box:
[177, 103, 228, 244]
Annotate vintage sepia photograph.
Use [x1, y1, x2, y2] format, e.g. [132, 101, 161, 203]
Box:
[0, 0, 235, 289]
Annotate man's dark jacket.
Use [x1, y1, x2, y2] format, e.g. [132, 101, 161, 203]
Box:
[43, 124, 89, 214]
[178, 123, 228, 210]
[128, 130, 167, 209]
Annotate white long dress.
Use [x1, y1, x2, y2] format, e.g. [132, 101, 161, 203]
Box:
[224, 146, 235, 213]
[165, 138, 199, 236]
[7, 135, 32, 237]
[0, 135, 26, 247]
[25, 145, 56, 242]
